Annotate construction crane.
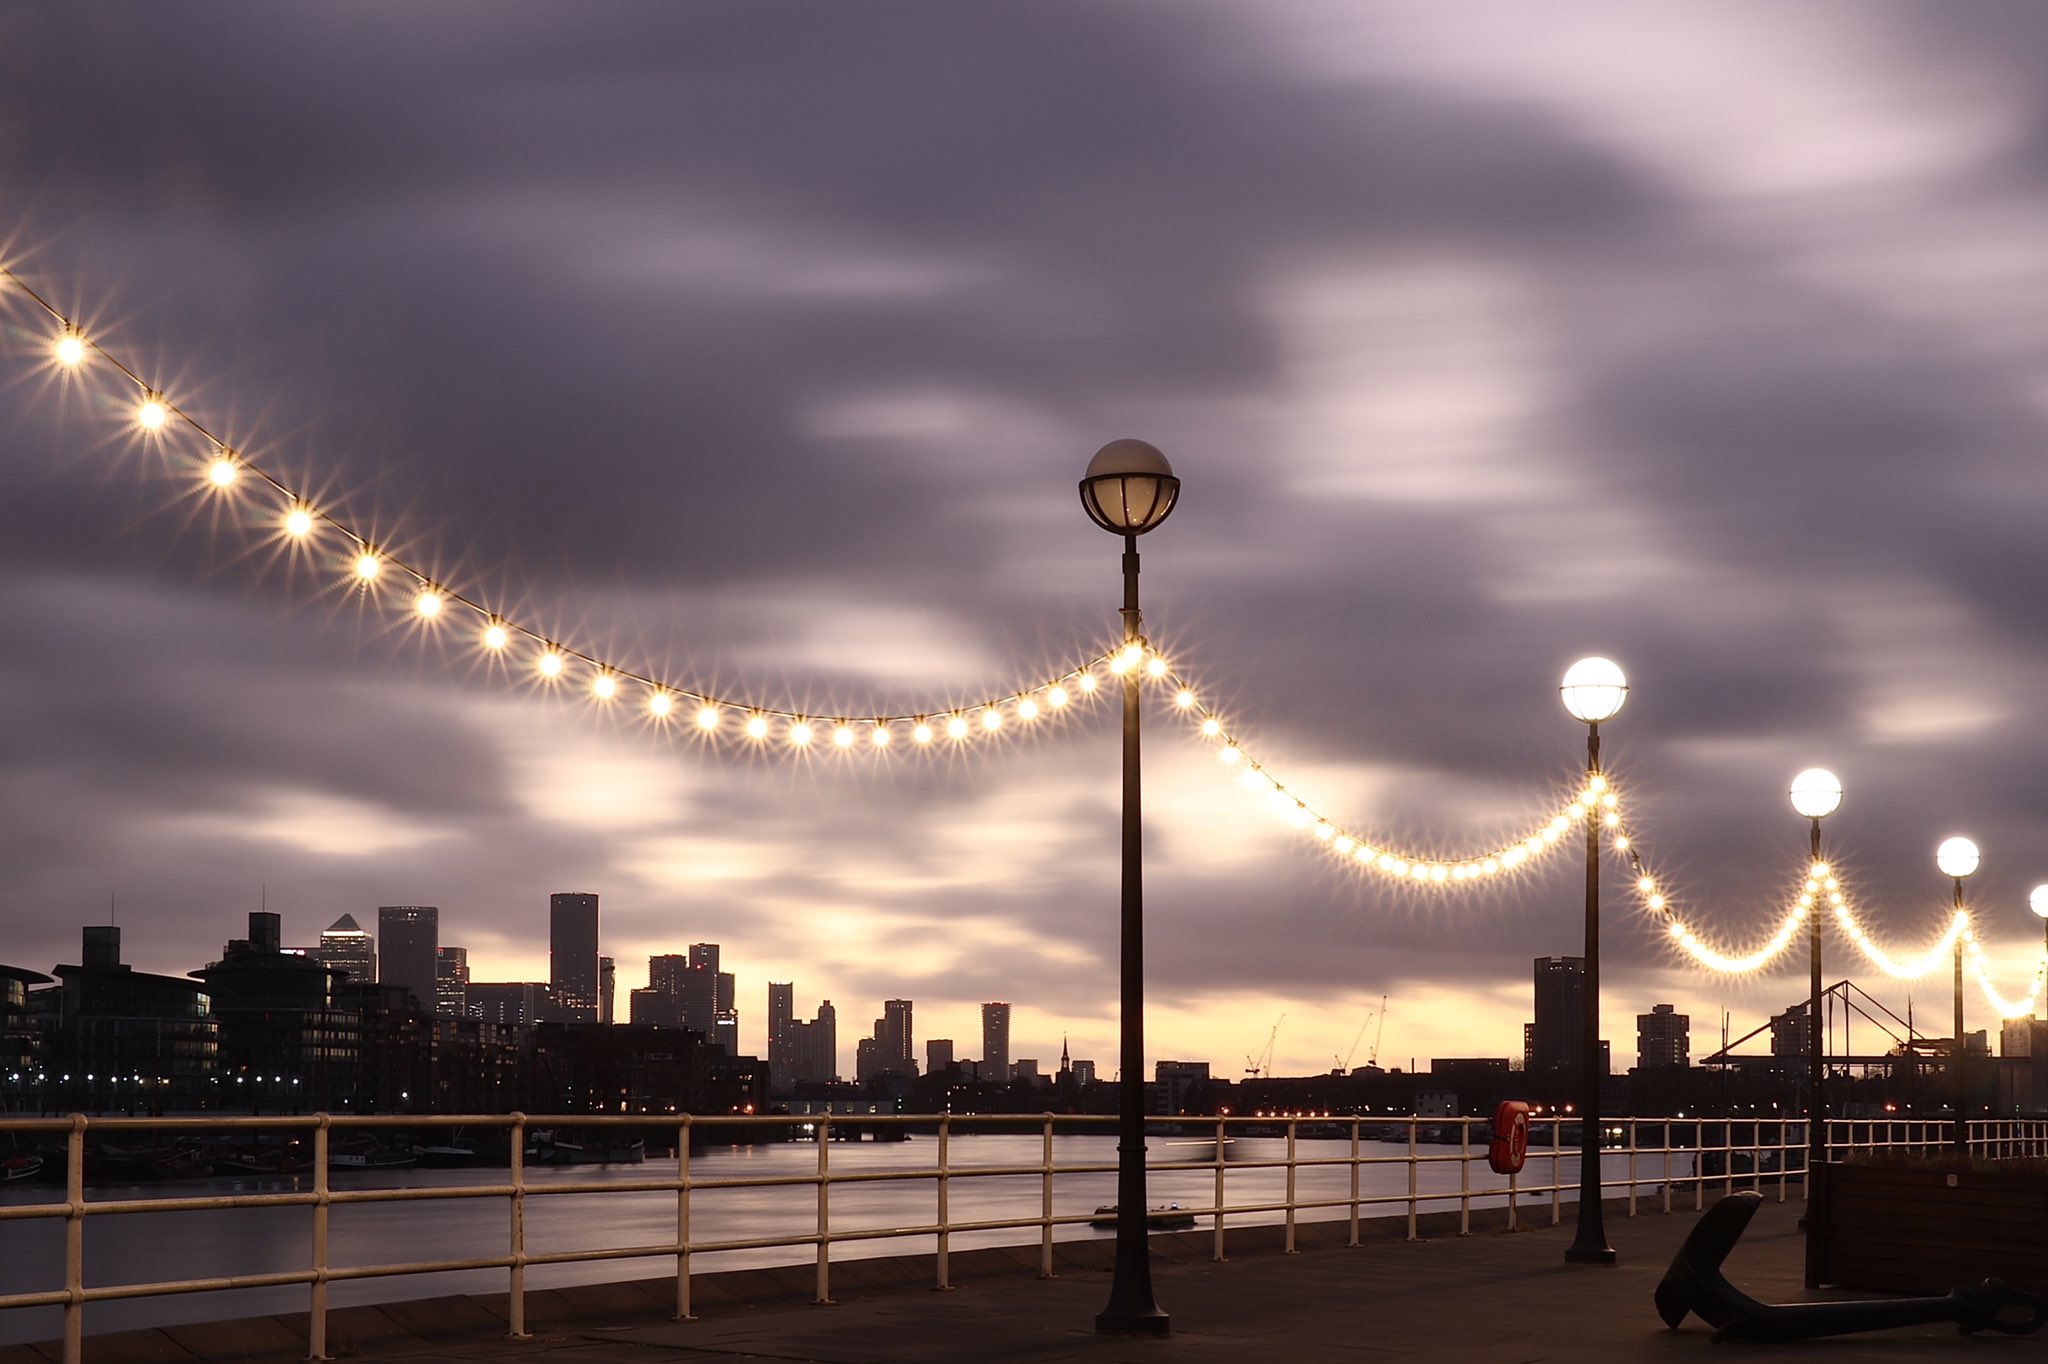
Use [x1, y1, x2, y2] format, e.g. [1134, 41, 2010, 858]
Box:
[1332, 995, 1391, 1074]
[1245, 1014, 1284, 1078]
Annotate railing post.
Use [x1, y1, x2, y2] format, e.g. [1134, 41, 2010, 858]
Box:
[1456, 1119, 1470, 1236]
[1626, 1118, 1637, 1219]
[936, 1115, 952, 1290]
[1405, 1119, 1420, 1241]
[1039, 1114, 1055, 1280]
[1214, 1114, 1229, 1261]
[1345, 1118, 1360, 1248]
[675, 1117, 694, 1320]
[815, 1117, 833, 1304]
[308, 1114, 331, 1360]
[508, 1113, 529, 1339]
[1550, 1118, 1562, 1226]
[1284, 1120, 1299, 1254]
[1661, 1120, 1671, 1215]
[63, 1112, 85, 1364]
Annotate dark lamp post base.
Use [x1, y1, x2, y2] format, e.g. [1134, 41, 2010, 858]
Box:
[1565, 1244, 1618, 1265]
[1096, 1306, 1172, 1336]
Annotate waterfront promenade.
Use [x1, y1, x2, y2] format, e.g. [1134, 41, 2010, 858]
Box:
[4, 1195, 2022, 1363]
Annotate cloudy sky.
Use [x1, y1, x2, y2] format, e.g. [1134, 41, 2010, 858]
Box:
[4, 2, 2048, 1080]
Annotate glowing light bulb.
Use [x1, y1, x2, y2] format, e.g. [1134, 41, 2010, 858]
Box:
[1219, 745, 1242, 765]
[789, 721, 814, 746]
[55, 333, 86, 366]
[946, 715, 969, 740]
[1078, 673, 1098, 693]
[1637, 876, 1656, 893]
[696, 705, 721, 731]
[483, 623, 509, 650]
[414, 589, 443, 618]
[649, 692, 673, 718]
[1603, 812, 1620, 827]
[1122, 643, 1145, 670]
[1146, 655, 1167, 678]
[744, 714, 769, 740]
[1314, 822, 1334, 841]
[913, 722, 934, 744]
[1200, 717, 1221, 737]
[977, 708, 999, 732]
[1334, 835, 1356, 855]
[353, 552, 381, 581]
[285, 507, 315, 537]
[137, 397, 168, 431]
[1109, 654, 1130, 676]
[1174, 688, 1195, 708]
[832, 724, 855, 748]
[207, 456, 238, 488]
[1017, 698, 1040, 721]
[537, 652, 564, 678]
[1047, 686, 1069, 708]
[870, 724, 890, 748]
[592, 674, 617, 700]
[1613, 835, 1630, 851]
[1648, 893, 1667, 911]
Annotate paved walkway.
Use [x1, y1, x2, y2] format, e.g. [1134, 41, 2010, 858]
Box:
[6, 1197, 2032, 1362]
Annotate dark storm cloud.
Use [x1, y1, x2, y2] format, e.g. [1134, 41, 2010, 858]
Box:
[4, 1, 2048, 1068]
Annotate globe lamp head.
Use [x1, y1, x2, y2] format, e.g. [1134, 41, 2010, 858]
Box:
[1788, 768, 1843, 820]
[1079, 439, 1180, 536]
[1559, 656, 1628, 724]
[1936, 836, 1980, 880]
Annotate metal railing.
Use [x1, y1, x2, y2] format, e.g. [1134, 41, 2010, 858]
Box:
[3, 1110, 2043, 1362]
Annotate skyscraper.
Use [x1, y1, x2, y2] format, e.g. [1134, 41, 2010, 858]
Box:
[313, 914, 376, 985]
[434, 946, 469, 1018]
[648, 953, 717, 1032]
[1528, 956, 1585, 1075]
[767, 982, 795, 1082]
[549, 892, 600, 1021]
[692, 943, 738, 1051]
[981, 1001, 1011, 1081]
[377, 906, 438, 1011]
[599, 955, 615, 1025]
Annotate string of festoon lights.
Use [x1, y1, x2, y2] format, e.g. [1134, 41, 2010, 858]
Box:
[1607, 815, 2042, 1017]
[0, 265, 1600, 883]
[7, 264, 2047, 1013]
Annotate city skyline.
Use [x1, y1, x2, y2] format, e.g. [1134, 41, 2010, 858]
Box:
[5, 5, 2048, 1079]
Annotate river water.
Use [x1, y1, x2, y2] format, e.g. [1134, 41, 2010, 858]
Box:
[0, 1134, 1708, 1345]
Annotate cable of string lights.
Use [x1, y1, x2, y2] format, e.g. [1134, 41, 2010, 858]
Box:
[1610, 823, 2044, 1017]
[1, 265, 1612, 883]
[9, 262, 2048, 1007]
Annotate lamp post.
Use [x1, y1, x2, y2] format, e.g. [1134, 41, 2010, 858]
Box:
[1079, 438, 1179, 1337]
[1935, 836, 1979, 1152]
[1788, 768, 1842, 1183]
[1560, 655, 1627, 1266]
[2031, 886, 2048, 1020]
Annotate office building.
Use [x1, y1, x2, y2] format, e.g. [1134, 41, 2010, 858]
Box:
[468, 981, 557, 1026]
[599, 956, 615, 1025]
[44, 926, 218, 1114]
[768, 982, 796, 1081]
[691, 944, 738, 1052]
[377, 907, 439, 1011]
[926, 1038, 954, 1075]
[783, 998, 837, 1083]
[313, 914, 376, 985]
[550, 893, 600, 1021]
[1528, 956, 1585, 1075]
[435, 947, 469, 1018]
[982, 1001, 1011, 1081]
[1637, 1003, 1689, 1070]
[648, 954, 717, 1032]
[879, 999, 914, 1074]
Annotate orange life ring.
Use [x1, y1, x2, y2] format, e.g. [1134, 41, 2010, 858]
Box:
[1487, 1100, 1530, 1174]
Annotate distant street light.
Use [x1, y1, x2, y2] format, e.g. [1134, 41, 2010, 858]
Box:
[1560, 655, 1626, 1267]
[1081, 438, 1179, 1337]
[1788, 768, 1842, 1182]
[1935, 836, 1979, 1152]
